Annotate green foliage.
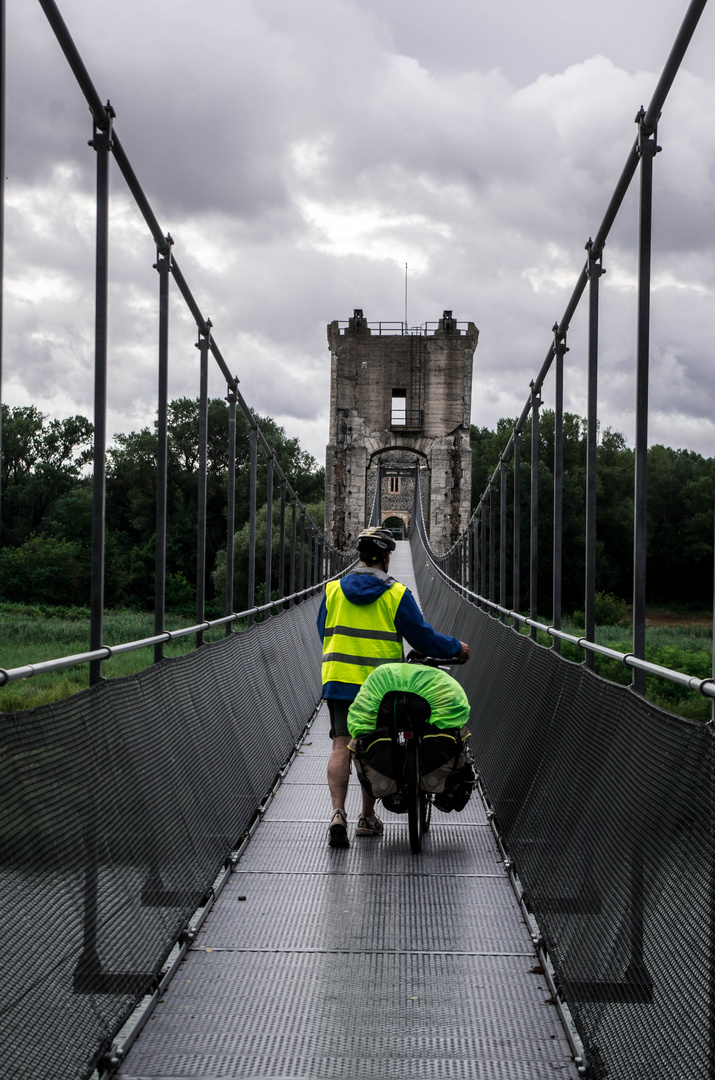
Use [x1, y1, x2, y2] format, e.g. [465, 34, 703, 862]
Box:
[0, 536, 89, 606]
[1, 405, 94, 547]
[516, 618, 713, 723]
[0, 399, 325, 613]
[213, 498, 325, 613]
[572, 591, 628, 628]
[104, 397, 325, 610]
[0, 605, 228, 712]
[471, 414, 714, 613]
[165, 571, 195, 615]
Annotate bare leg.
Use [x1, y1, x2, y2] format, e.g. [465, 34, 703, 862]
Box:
[328, 735, 375, 818]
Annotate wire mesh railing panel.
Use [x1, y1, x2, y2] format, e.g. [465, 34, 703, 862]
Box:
[410, 524, 715, 1079]
[0, 594, 322, 1080]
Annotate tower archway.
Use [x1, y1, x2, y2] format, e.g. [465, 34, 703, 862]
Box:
[367, 447, 428, 538]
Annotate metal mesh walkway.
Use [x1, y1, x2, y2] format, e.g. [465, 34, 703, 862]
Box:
[117, 543, 578, 1080]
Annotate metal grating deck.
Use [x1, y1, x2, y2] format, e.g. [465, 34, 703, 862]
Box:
[118, 544, 579, 1079]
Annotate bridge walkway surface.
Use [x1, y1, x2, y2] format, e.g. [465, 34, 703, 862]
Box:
[117, 543, 579, 1080]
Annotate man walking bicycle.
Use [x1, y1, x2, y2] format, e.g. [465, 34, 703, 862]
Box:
[317, 527, 469, 847]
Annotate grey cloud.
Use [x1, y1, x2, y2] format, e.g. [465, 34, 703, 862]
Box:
[3, 0, 714, 467]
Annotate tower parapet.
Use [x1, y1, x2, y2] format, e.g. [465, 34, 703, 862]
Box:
[325, 311, 478, 553]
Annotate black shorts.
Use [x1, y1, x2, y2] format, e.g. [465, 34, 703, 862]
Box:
[327, 700, 351, 739]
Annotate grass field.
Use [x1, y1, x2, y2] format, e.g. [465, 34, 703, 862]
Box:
[522, 607, 713, 722]
[0, 605, 232, 712]
[1, 602, 712, 720]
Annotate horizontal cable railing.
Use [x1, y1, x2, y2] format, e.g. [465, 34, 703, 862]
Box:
[427, 0, 711, 711]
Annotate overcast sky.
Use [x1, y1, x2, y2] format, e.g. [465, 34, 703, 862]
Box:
[3, 0, 714, 466]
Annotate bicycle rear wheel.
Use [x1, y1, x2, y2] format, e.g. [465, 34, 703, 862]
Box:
[406, 741, 423, 854]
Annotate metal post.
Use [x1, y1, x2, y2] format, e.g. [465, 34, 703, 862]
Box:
[76, 108, 112, 993]
[195, 325, 210, 648]
[278, 479, 286, 605]
[298, 509, 306, 597]
[305, 521, 313, 591]
[585, 245, 603, 669]
[500, 459, 507, 622]
[464, 533, 469, 591]
[489, 486, 496, 605]
[513, 428, 522, 621]
[313, 531, 319, 588]
[530, 383, 540, 641]
[89, 111, 112, 686]
[247, 424, 258, 625]
[154, 239, 171, 662]
[0, 0, 5, 545]
[474, 509, 481, 606]
[480, 502, 487, 603]
[632, 110, 658, 694]
[225, 388, 237, 634]
[288, 497, 297, 608]
[265, 454, 274, 611]
[553, 329, 567, 655]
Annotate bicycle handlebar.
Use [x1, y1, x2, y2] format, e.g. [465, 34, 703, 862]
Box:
[405, 649, 467, 667]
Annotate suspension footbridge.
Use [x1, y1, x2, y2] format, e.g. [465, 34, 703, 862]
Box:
[2, 2, 715, 1080]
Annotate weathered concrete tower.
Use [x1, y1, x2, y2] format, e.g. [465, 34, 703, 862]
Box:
[325, 310, 478, 553]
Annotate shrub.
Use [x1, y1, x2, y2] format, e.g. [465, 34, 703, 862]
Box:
[572, 590, 628, 628]
[0, 536, 89, 606]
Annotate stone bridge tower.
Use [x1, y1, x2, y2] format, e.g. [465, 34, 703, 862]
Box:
[325, 310, 478, 553]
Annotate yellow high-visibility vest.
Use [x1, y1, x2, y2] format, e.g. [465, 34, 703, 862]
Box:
[322, 578, 406, 687]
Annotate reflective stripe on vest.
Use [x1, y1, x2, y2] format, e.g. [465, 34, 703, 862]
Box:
[322, 578, 406, 687]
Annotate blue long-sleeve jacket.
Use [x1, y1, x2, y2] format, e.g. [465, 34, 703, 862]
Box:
[316, 570, 462, 701]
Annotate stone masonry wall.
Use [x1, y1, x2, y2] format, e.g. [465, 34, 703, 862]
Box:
[325, 311, 478, 553]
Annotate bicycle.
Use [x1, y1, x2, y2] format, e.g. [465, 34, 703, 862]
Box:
[353, 650, 469, 854]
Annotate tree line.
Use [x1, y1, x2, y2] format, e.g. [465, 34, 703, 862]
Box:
[2, 402, 711, 617]
[471, 412, 715, 615]
[0, 401, 325, 613]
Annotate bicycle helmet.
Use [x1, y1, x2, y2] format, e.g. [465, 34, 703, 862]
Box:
[356, 526, 397, 563]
